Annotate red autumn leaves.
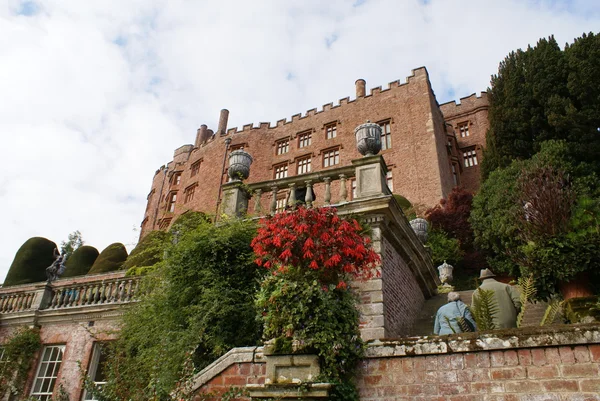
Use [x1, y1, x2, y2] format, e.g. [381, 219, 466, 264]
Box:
[251, 207, 380, 286]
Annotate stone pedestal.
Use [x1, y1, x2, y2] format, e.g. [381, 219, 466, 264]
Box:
[351, 156, 389, 199]
[221, 183, 249, 216]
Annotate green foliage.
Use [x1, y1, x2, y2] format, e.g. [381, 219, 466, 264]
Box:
[393, 193, 412, 211]
[482, 33, 600, 177]
[4, 237, 57, 286]
[61, 230, 84, 260]
[0, 327, 41, 398]
[516, 275, 537, 328]
[99, 218, 262, 400]
[123, 231, 170, 276]
[471, 289, 498, 331]
[562, 296, 600, 323]
[426, 229, 463, 266]
[541, 298, 563, 326]
[88, 243, 128, 275]
[62, 245, 99, 278]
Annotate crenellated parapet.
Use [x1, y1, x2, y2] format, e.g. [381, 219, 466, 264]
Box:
[440, 92, 489, 119]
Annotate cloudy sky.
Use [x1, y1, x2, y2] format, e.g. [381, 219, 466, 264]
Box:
[1, 0, 599, 281]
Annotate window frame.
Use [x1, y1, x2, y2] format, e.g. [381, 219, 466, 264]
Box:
[378, 119, 392, 150]
[458, 122, 470, 138]
[386, 171, 394, 192]
[82, 343, 108, 401]
[296, 155, 312, 175]
[322, 147, 340, 168]
[30, 345, 66, 401]
[273, 163, 289, 180]
[297, 130, 312, 148]
[463, 147, 478, 167]
[190, 160, 201, 177]
[275, 138, 290, 155]
[166, 191, 177, 212]
[184, 183, 197, 203]
[325, 122, 337, 140]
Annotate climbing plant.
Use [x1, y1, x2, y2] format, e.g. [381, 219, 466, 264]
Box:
[0, 327, 41, 398]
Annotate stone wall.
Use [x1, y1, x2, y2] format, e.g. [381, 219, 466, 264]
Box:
[191, 324, 600, 400]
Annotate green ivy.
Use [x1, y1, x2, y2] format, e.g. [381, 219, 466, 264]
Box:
[0, 327, 41, 398]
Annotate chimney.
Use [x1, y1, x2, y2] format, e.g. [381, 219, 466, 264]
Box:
[355, 79, 366, 98]
[217, 109, 229, 136]
[195, 124, 208, 147]
[206, 129, 214, 141]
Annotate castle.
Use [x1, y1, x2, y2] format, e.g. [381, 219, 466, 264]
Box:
[140, 67, 489, 237]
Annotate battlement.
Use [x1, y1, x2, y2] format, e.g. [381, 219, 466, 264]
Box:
[440, 92, 489, 118]
[210, 67, 429, 138]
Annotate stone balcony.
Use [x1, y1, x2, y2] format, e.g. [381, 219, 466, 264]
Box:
[0, 271, 141, 327]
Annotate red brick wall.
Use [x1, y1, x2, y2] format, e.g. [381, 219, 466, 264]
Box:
[381, 236, 425, 337]
[357, 344, 600, 400]
[440, 93, 489, 194]
[141, 67, 481, 238]
[193, 362, 265, 401]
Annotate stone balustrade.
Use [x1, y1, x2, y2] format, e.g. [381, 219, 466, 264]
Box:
[48, 276, 140, 309]
[0, 290, 37, 313]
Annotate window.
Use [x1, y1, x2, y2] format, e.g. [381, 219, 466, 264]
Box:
[274, 163, 288, 179]
[184, 184, 197, 203]
[276, 139, 289, 155]
[191, 160, 201, 177]
[30, 345, 65, 401]
[458, 122, 469, 137]
[159, 218, 172, 230]
[325, 123, 337, 139]
[172, 172, 182, 186]
[296, 156, 311, 175]
[379, 120, 392, 150]
[386, 171, 394, 192]
[298, 131, 312, 148]
[167, 192, 177, 212]
[276, 197, 287, 213]
[452, 163, 459, 186]
[230, 144, 245, 151]
[463, 148, 478, 167]
[83, 343, 108, 401]
[322, 148, 340, 168]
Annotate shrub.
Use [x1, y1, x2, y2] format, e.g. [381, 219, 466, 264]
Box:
[61, 245, 99, 278]
[4, 237, 57, 286]
[88, 243, 128, 275]
[426, 229, 463, 267]
[123, 231, 169, 276]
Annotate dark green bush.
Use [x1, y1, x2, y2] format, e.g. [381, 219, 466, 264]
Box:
[123, 231, 169, 276]
[61, 245, 99, 278]
[88, 243, 128, 275]
[4, 237, 57, 286]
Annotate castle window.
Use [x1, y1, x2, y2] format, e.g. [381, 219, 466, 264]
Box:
[379, 120, 392, 150]
[30, 345, 65, 401]
[274, 163, 288, 179]
[83, 343, 108, 400]
[172, 172, 182, 186]
[184, 184, 197, 203]
[458, 122, 469, 137]
[191, 160, 201, 177]
[167, 192, 177, 212]
[276, 139, 289, 155]
[298, 131, 312, 148]
[276, 197, 287, 213]
[386, 171, 394, 192]
[296, 156, 311, 175]
[463, 148, 478, 167]
[322, 148, 340, 168]
[159, 218, 172, 230]
[325, 123, 337, 139]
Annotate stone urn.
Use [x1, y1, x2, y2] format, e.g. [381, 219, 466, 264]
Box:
[437, 261, 454, 284]
[354, 121, 382, 156]
[410, 218, 429, 243]
[228, 149, 253, 181]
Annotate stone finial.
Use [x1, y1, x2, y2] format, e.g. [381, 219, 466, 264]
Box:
[409, 218, 429, 243]
[437, 261, 454, 284]
[228, 149, 253, 181]
[354, 121, 382, 156]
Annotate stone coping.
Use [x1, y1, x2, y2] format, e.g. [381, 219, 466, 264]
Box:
[366, 323, 600, 357]
[191, 323, 600, 392]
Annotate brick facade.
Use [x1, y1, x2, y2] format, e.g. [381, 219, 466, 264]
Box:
[140, 67, 488, 238]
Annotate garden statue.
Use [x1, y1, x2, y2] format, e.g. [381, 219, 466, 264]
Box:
[437, 261, 454, 284]
[46, 248, 67, 282]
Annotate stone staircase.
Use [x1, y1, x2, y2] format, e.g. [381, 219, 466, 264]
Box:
[407, 290, 554, 336]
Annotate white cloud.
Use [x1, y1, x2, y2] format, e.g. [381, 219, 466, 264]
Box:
[1, 0, 599, 280]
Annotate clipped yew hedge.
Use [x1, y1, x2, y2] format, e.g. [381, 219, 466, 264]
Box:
[4, 237, 57, 286]
[62, 245, 99, 278]
[88, 243, 128, 275]
[123, 231, 169, 276]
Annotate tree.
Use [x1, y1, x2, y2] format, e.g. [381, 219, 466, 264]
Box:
[60, 230, 84, 260]
[482, 33, 600, 178]
[99, 218, 262, 400]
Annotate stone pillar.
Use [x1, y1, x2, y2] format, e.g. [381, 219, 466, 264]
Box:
[352, 155, 389, 199]
[339, 174, 348, 203]
[305, 181, 314, 208]
[323, 177, 331, 205]
[221, 183, 249, 217]
[253, 189, 262, 215]
[288, 183, 297, 209]
[270, 185, 278, 215]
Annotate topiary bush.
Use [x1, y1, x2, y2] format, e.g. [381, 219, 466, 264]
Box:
[4, 237, 57, 286]
[88, 243, 128, 275]
[61, 245, 99, 278]
[123, 231, 170, 276]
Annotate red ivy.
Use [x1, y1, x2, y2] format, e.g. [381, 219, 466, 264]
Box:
[251, 207, 380, 286]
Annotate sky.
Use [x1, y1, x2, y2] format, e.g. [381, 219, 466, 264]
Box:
[1, 0, 599, 282]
